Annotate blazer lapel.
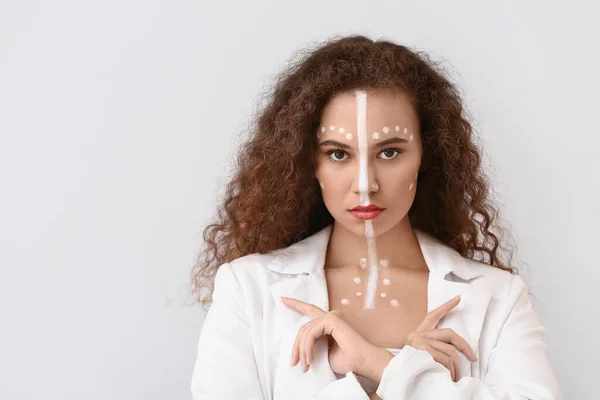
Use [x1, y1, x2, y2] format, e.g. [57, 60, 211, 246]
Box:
[416, 230, 492, 379]
[268, 226, 336, 399]
[268, 226, 491, 398]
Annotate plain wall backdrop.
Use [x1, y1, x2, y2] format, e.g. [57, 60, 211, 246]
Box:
[1, 0, 598, 399]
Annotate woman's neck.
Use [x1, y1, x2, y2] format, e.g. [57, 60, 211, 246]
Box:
[324, 218, 428, 272]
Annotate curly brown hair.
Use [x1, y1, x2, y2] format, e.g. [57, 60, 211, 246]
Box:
[189, 35, 516, 307]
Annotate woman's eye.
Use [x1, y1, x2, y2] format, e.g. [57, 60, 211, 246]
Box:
[327, 150, 348, 162]
[379, 149, 402, 160]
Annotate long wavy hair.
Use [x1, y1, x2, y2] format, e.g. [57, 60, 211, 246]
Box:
[189, 35, 516, 306]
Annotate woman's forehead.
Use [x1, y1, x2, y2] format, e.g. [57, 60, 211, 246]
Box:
[319, 90, 419, 137]
[320, 90, 417, 128]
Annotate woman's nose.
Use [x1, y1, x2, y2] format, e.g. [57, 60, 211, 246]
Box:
[350, 162, 379, 195]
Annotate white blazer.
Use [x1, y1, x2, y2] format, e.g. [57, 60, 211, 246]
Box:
[190, 225, 562, 399]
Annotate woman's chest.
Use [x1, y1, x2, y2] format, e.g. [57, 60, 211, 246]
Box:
[325, 266, 429, 349]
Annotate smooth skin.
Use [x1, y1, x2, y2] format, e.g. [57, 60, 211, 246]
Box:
[281, 294, 477, 388]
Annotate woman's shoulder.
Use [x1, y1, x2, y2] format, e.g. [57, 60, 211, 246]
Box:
[460, 256, 532, 307]
[214, 245, 292, 292]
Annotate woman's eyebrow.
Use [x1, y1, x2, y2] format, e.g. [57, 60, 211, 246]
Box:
[319, 139, 352, 149]
[319, 137, 408, 149]
[375, 137, 409, 147]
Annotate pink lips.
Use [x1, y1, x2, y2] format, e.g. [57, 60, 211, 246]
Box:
[349, 205, 384, 220]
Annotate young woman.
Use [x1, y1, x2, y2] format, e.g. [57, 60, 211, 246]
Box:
[189, 36, 562, 399]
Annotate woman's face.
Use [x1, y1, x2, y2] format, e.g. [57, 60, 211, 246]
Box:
[315, 88, 422, 238]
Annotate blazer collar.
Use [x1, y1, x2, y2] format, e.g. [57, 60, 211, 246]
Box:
[267, 224, 482, 281]
[268, 224, 491, 398]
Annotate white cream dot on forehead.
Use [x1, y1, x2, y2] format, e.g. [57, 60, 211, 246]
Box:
[380, 259, 388, 268]
[372, 132, 380, 140]
[395, 125, 401, 132]
[345, 133, 353, 140]
[383, 278, 391, 286]
[329, 125, 335, 131]
[321, 127, 326, 133]
[390, 299, 399, 307]
[341, 298, 350, 305]
[360, 258, 367, 268]
[353, 277, 361, 284]
[339, 127, 345, 133]
[382, 126, 389, 134]
[380, 292, 387, 298]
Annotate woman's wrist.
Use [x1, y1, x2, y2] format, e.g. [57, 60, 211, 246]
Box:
[359, 346, 395, 384]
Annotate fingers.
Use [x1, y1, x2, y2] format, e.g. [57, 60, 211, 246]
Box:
[284, 299, 345, 374]
[291, 313, 336, 372]
[424, 344, 456, 382]
[429, 340, 461, 382]
[300, 320, 317, 372]
[291, 318, 317, 371]
[281, 296, 327, 320]
[420, 328, 477, 362]
[418, 295, 461, 331]
[290, 319, 305, 367]
[407, 334, 457, 382]
[304, 319, 328, 367]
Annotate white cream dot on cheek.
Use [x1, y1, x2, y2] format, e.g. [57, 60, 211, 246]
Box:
[380, 259, 388, 268]
[353, 277, 361, 284]
[404, 127, 408, 134]
[382, 126, 389, 134]
[383, 278, 391, 286]
[345, 133, 353, 140]
[380, 292, 387, 298]
[372, 132, 380, 139]
[390, 299, 399, 307]
[409, 182, 414, 191]
[320, 182, 325, 189]
[409, 134, 414, 141]
[360, 258, 367, 269]
[395, 125, 401, 132]
[356, 292, 363, 297]
[341, 298, 350, 305]
[339, 127, 345, 133]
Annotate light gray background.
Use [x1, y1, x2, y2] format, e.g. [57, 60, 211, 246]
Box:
[1, 0, 598, 399]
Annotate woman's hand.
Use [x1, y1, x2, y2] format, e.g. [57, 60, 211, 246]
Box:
[280, 296, 381, 376]
[405, 295, 478, 382]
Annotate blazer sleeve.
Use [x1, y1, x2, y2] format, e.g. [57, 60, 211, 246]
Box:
[374, 274, 562, 400]
[190, 263, 371, 400]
